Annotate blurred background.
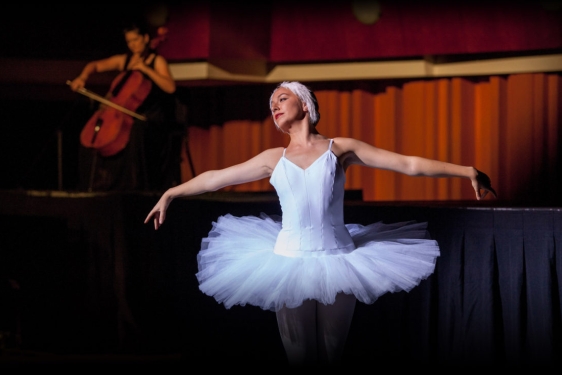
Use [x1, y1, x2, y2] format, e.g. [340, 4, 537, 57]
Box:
[0, 1, 561, 204]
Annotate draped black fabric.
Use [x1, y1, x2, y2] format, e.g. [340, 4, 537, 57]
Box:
[0, 191, 560, 367]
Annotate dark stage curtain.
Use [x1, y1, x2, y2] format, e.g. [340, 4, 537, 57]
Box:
[0, 191, 560, 367]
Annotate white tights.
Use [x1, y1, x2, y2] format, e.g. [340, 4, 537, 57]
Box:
[275, 293, 357, 367]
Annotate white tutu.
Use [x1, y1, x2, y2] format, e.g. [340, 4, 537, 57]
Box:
[196, 213, 440, 312]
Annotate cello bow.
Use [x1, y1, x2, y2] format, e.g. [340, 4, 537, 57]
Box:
[66, 80, 147, 121]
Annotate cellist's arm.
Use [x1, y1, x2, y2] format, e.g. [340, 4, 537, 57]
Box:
[69, 55, 125, 92]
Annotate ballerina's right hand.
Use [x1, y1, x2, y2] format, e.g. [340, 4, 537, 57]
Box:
[144, 200, 170, 230]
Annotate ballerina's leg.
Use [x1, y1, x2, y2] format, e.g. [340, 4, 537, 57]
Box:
[276, 299, 318, 366]
[316, 292, 356, 365]
[276, 293, 356, 366]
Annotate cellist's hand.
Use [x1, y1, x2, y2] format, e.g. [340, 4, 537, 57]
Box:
[69, 76, 86, 92]
[128, 54, 149, 73]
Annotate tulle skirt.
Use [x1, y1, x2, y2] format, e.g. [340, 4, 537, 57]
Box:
[196, 213, 440, 312]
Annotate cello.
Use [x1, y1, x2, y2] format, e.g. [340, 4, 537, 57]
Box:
[68, 26, 169, 157]
[67, 69, 151, 157]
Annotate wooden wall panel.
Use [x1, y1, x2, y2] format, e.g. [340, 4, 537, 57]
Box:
[435, 79, 452, 199]
[372, 87, 400, 201]
[352, 90, 375, 199]
[450, 78, 474, 199]
[505, 74, 535, 200]
[547, 75, 561, 200]
[400, 81, 427, 200]
[423, 81, 438, 199]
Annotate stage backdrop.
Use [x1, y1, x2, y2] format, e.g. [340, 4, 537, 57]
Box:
[180, 72, 562, 205]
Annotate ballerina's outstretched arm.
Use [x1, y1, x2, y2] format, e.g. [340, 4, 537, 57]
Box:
[333, 137, 497, 200]
[144, 147, 283, 229]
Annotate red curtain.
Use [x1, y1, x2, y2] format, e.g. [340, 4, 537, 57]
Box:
[181, 73, 561, 202]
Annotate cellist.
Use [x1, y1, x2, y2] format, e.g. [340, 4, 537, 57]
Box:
[69, 20, 177, 192]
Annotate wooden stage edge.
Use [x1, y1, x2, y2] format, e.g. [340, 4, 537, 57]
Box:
[0, 188, 561, 210]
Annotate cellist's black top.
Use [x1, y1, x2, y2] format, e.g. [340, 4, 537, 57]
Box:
[117, 49, 175, 125]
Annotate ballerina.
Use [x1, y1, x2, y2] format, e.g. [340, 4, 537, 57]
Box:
[145, 81, 497, 366]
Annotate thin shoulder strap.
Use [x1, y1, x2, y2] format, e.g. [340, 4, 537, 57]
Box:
[282, 148, 287, 157]
[124, 53, 132, 71]
[328, 139, 334, 151]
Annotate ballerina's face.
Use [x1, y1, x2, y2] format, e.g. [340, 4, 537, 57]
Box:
[270, 87, 307, 132]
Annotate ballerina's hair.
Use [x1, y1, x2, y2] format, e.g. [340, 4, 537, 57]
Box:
[270, 81, 320, 127]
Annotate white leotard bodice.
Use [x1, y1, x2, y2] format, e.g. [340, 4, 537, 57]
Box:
[269, 139, 355, 257]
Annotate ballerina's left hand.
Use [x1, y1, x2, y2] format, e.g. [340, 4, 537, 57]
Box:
[472, 168, 497, 200]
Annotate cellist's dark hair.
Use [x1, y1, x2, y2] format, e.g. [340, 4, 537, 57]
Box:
[123, 21, 151, 38]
